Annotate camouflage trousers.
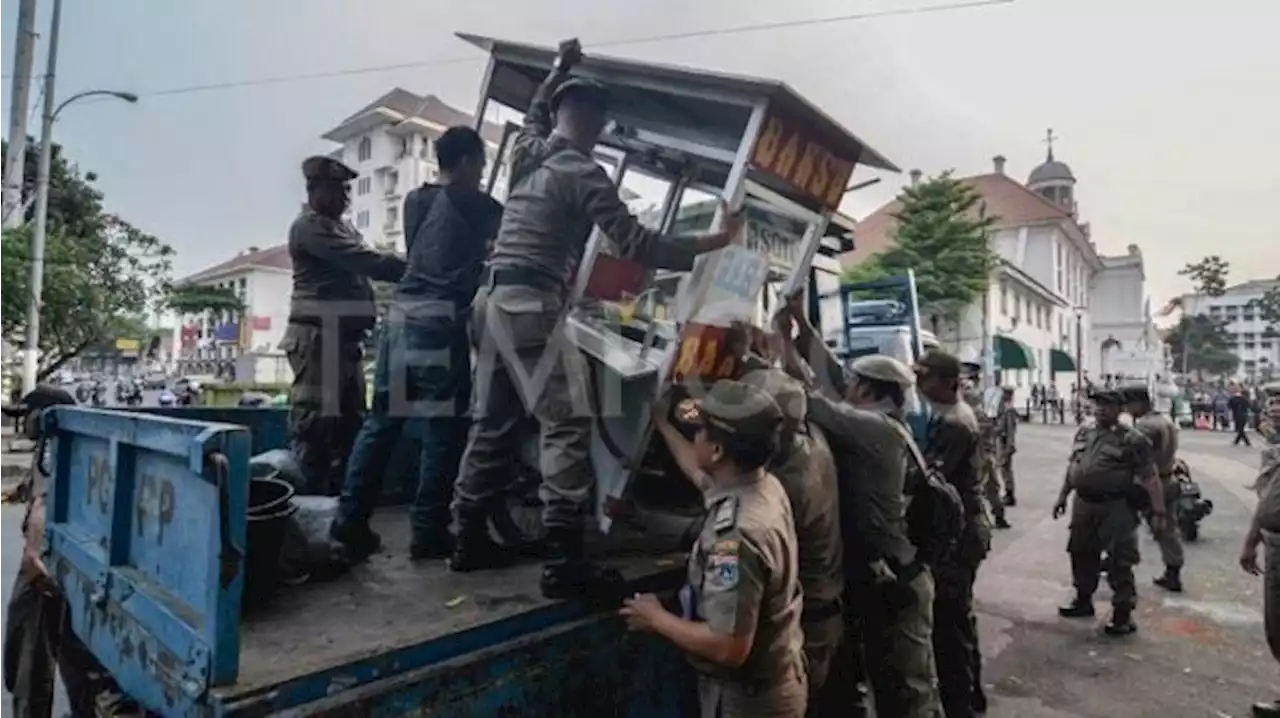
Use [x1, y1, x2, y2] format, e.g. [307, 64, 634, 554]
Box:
[282, 323, 368, 495]
[4, 570, 116, 717]
[454, 284, 594, 530]
[849, 568, 940, 718]
[1069, 497, 1140, 609]
[1150, 479, 1184, 568]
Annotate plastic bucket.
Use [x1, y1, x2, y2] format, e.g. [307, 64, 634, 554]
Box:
[243, 475, 299, 608]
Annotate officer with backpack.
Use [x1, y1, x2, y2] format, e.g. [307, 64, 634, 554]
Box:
[916, 351, 991, 717]
[775, 304, 940, 718]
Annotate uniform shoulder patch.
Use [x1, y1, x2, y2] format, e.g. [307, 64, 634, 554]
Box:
[712, 496, 739, 533]
[706, 539, 741, 590]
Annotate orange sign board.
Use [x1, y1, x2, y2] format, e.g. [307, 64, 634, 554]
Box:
[670, 323, 739, 383]
[751, 111, 857, 210]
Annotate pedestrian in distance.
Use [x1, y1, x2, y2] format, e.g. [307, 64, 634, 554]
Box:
[621, 379, 808, 718]
[449, 37, 744, 601]
[1231, 388, 1254, 447]
[283, 155, 406, 495]
[995, 386, 1019, 507]
[1053, 389, 1165, 636]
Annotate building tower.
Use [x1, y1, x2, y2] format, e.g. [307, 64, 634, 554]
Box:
[1027, 128, 1077, 216]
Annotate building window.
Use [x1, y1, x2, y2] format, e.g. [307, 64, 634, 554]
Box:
[386, 205, 398, 228]
[357, 137, 372, 162]
[356, 177, 371, 196]
[420, 137, 433, 160]
[1000, 284, 1008, 315]
[1056, 243, 1065, 293]
[385, 170, 399, 196]
[356, 210, 370, 229]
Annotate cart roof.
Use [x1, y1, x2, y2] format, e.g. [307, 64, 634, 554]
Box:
[459, 33, 899, 174]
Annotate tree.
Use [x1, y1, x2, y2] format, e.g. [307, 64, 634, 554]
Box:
[165, 284, 245, 316]
[842, 171, 997, 332]
[1, 139, 174, 379]
[1250, 277, 1280, 338]
[1178, 255, 1230, 297]
[1164, 314, 1239, 379]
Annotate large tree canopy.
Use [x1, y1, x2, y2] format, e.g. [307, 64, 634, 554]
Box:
[1179, 255, 1230, 298]
[842, 171, 997, 326]
[1, 139, 173, 379]
[1164, 314, 1240, 379]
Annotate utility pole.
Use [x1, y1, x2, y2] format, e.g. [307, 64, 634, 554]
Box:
[21, 0, 62, 394]
[3, 0, 39, 230]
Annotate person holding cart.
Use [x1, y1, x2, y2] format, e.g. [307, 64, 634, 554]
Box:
[449, 38, 743, 600]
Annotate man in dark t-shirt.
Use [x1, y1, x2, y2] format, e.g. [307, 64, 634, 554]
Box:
[330, 127, 502, 562]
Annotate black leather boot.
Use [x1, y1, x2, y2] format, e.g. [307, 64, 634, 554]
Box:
[329, 520, 382, 564]
[1057, 595, 1096, 618]
[539, 527, 625, 605]
[1104, 605, 1137, 636]
[409, 526, 454, 561]
[449, 513, 516, 573]
[1252, 699, 1280, 717]
[1153, 565, 1183, 593]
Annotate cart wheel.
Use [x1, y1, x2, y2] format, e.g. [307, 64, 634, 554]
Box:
[1180, 520, 1199, 543]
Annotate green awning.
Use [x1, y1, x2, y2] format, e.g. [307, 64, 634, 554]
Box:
[994, 335, 1036, 370]
[1050, 348, 1076, 373]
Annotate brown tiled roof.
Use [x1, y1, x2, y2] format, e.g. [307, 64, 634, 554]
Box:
[841, 172, 1077, 268]
[328, 87, 505, 144]
[179, 244, 291, 284]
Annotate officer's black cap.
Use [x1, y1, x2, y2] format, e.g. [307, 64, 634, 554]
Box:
[301, 156, 358, 185]
[685, 379, 783, 442]
[550, 78, 611, 114]
[1090, 389, 1124, 405]
[916, 350, 963, 381]
[1119, 384, 1152, 404]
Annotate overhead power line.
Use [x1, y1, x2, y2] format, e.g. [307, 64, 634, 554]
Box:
[2, 0, 1014, 97]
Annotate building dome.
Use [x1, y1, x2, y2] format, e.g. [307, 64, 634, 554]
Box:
[1028, 155, 1075, 184]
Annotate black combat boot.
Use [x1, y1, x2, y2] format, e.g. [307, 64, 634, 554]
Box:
[1103, 606, 1137, 636]
[1057, 595, 1096, 618]
[329, 520, 382, 564]
[1252, 699, 1280, 717]
[409, 526, 454, 561]
[994, 515, 1012, 529]
[449, 513, 516, 572]
[1153, 565, 1183, 593]
[539, 527, 626, 605]
[1002, 492, 1017, 507]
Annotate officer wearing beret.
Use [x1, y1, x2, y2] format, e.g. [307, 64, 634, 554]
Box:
[621, 380, 807, 717]
[1053, 389, 1164, 636]
[452, 38, 742, 599]
[1122, 383, 1185, 592]
[284, 155, 406, 495]
[916, 350, 990, 718]
[774, 301, 939, 718]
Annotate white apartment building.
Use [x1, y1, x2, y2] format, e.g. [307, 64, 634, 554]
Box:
[1179, 278, 1280, 380]
[321, 88, 507, 252]
[172, 245, 292, 378]
[844, 143, 1162, 401]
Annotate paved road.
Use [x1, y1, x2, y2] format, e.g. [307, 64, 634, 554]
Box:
[978, 423, 1274, 718]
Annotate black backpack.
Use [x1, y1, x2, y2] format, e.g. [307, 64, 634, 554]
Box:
[891, 419, 966, 566]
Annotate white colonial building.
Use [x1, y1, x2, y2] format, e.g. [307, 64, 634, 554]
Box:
[844, 139, 1163, 402]
[1179, 278, 1280, 381]
[321, 88, 507, 253]
[1090, 245, 1166, 381]
[172, 245, 292, 380]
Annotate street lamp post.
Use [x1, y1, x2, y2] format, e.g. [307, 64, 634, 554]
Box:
[1074, 306, 1084, 424]
[19, 0, 137, 394]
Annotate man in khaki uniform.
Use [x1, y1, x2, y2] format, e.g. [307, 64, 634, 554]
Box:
[1054, 390, 1164, 636]
[451, 39, 742, 599]
[740, 368, 844, 702]
[622, 380, 807, 717]
[995, 386, 1019, 507]
[1122, 384, 1185, 592]
[963, 365, 1010, 531]
[1242, 383, 1280, 718]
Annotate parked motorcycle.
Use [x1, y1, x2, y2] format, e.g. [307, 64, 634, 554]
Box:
[1172, 458, 1213, 542]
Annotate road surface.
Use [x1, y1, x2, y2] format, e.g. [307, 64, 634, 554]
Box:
[0, 419, 1273, 716]
[977, 423, 1275, 718]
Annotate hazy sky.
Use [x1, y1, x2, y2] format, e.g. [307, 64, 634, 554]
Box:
[3, 0, 1277, 304]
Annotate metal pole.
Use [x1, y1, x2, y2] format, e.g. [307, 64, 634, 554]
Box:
[21, 0, 62, 394]
[3, 0, 38, 229]
[1074, 309, 1083, 423]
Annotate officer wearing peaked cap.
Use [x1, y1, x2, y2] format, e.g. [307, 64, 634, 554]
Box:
[1054, 388, 1164, 636]
[283, 154, 406, 497]
[623, 380, 807, 717]
[1120, 383, 1185, 592]
[773, 300, 940, 718]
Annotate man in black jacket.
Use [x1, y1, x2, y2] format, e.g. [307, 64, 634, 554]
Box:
[330, 127, 502, 561]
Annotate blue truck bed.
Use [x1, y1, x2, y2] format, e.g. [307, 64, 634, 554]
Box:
[42, 407, 694, 716]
